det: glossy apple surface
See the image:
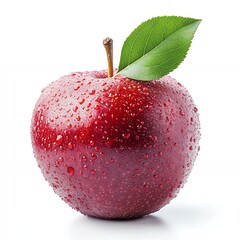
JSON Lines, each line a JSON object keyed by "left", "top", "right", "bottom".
{"left": 31, "top": 70, "right": 200, "bottom": 219}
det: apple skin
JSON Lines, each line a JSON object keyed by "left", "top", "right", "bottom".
{"left": 31, "top": 70, "right": 200, "bottom": 219}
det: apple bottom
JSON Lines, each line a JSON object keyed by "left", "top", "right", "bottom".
{"left": 36, "top": 145, "right": 194, "bottom": 219}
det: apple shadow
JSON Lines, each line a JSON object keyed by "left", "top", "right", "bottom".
{"left": 67, "top": 204, "right": 216, "bottom": 240}
{"left": 87, "top": 213, "right": 166, "bottom": 226}
{"left": 160, "top": 203, "right": 216, "bottom": 225}
{"left": 67, "top": 213, "right": 176, "bottom": 240}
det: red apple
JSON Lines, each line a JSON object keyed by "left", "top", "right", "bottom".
{"left": 31, "top": 69, "right": 200, "bottom": 219}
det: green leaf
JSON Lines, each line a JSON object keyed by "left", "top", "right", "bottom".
{"left": 118, "top": 16, "right": 201, "bottom": 81}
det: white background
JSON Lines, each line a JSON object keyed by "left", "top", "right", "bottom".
{"left": 0, "top": 0, "right": 240, "bottom": 239}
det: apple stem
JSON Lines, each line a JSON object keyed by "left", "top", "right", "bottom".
{"left": 103, "top": 37, "right": 114, "bottom": 78}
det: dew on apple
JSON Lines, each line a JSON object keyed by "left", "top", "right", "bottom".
{"left": 91, "top": 154, "right": 97, "bottom": 160}
{"left": 89, "top": 89, "right": 96, "bottom": 95}
{"left": 158, "top": 151, "right": 163, "bottom": 157}
{"left": 122, "top": 132, "right": 131, "bottom": 139}
{"left": 82, "top": 155, "right": 88, "bottom": 162}
{"left": 74, "top": 85, "right": 81, "bottom": 91}
{"left": 67, "top": 167, "right": 74, "bottom": 175}
{"left": 89, "top": 140, "right": 95, "bottom": 146}
{"left": 79, "top": 98, "right": 85, "bottom": 104}
{"left": 67, "top": 142, "right": 73, "bottom": 150}
{"left": 74, "top": 135, "right": 78, "bottom": 141}
{"left": 73, "top": 106, "right": 78, "bottom": 112}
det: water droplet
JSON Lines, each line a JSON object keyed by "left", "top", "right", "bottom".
{"left": 143, "top": 184, "right": 148, "bottom": 189}
{"left": 135, "top": 135, "right": 140, "bottom": 140}
{"left": 99, "top": 151, "right": 105, "bottom": 156}
{"left": 94, "top": 105, "right": 100, "bottom": 110}
{"left": 87, "top": 102, "right": 92, "bottom": 108}
{"left": 91, "top": 154, "right": 97, "bottom": 160}
{"left": 142, "top": 87, "right": 148, "bottom": 92}
{"left": 56, "top": 135, "right": 63, "bottom": 145}
{"left": 89, "top": 140, "right": 95, "bottom": 146}
{"left": 59, "top": 157, "right": 64, "bottom": 162}
{"left": 74, "top": 85, "right": 81, "bottom": 91}
{"left": 122, "top": 132, "right": 131, "bottom": 139}
{"left": 106, "top": 139, "right": 114, "bottom": 147}
{"left": 53, "top": 184, "right": 59, "bottom": 189}
{"left": 150, "top": 135, "right": 158, "bottom": 142}
{"left": 68, "top": 142, "right": 73, "bottom": 150}
{"left": 73, "top": 106, "right": 78, "bottom": 112}
{"left": 89, "top": 89, "right": 96, "bottom": 95}
{"left": 179, "top": 110, "right": 185, "bottom": 116}
{"left": 147, "top": 104, "right": 152, "bottom": 110}
{"left": 74, "top": 135, "right": 78, "bottom": 140}
{"left": 82, "top": 156, "right": 88, "bottom": 162}
{"left": 79, "top": 98, "right": 85, "bottom": 104}
{"left": 67, "top": 167, "right": 75, "bottom": 175}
